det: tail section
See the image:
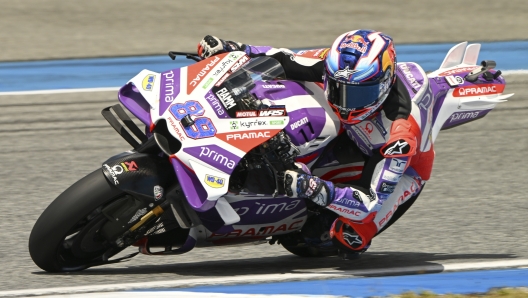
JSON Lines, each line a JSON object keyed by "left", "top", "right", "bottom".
{"left": 428, "top": 42, "right": 514, "bottom": 143}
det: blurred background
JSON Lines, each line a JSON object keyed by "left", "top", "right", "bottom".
{"left": 1, "top": 0, "right": 526, "bottom": 61}
{"left": 0, "top": 0, "right": 527, "bottom": 294}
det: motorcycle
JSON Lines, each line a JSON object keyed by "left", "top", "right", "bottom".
{"left": 29, "top": 42, "right": 513, "bottom": 272}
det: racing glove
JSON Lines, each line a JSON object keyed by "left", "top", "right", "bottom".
{"left": 283, "top": 170, "right": 335, "bottom": 207}
{"left": 197, "top": 35, "right": 247, "bottom": 58}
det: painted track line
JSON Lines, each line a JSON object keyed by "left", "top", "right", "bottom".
{"left": 1, "top": 69, "right": 526, "bottom": 97}
{"left": 3, "top": 259, "right": 528, "bottom": 297}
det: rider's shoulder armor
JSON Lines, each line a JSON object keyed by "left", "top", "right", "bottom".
{"left": 380, "top": 118, "right": 419, "bottom": 158}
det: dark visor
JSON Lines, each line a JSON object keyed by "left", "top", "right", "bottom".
{"left": 338, "top": 82, "right": 381, "bottom": 109}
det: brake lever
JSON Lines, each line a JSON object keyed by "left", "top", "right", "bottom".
{"left": 168, "top": 51, "right": 202, "bottom": 62}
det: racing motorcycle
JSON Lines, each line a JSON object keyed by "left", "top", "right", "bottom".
{"left": 29, "top": 42, "right": 513, "bottom": 272}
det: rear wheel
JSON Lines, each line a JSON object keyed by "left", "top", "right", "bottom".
{"left": 279, "top": 210, "right": 338, "bottom": 258}
{"left": 29, "top": 169, "right": 127, "bottom": 272}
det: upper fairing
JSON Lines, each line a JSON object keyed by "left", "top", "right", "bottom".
{"left": 253, "top": 80, "right": 342, "bottom": 159}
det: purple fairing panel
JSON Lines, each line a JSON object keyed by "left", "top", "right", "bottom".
{"left": 246, "top": 45, "right": 273, "bottom": 55}
{"left": 441, "top": 109, "right": 491, "bottom": 129}
{"left": 159, "top": 68, "right": 181, "bottom": 116}
{"left": 205, "top": 90, "right": 230, "bottom": 119}
{"left": 396, "top": 63, "right": 426, "bottom": 97}
{"left": 284, "top": 108, "right": 327, "bottom": 146}
{"left": 118, "top": 83, "right": 152, "bottom": 126}
{"left": 170, "top": 157, "right": 215, "bottom": 212}
{"left": 428, "top": 77, "right": 451, "bottom": 129}
{"left": 231, "top": 196, "right": 307, "bottom": 225}
{"left": 182, "top": 145, "right": 241, "bottom": 175}
{"left": 252, "top": 80, "right": 314, "bottom": 102}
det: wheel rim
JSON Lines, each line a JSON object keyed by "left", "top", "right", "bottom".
{"left": 56, "top": 199, "right": 122, "bottom": 270}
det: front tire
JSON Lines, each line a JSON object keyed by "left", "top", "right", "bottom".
{"left": 29, "top": 169, "right": 125, "bottom": 272}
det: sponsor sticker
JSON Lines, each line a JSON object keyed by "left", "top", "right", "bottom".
{"left": 215, "top": 129, "right": 281, "bottom": 152}
{"left": 378, "top": 182, "right": 396, "bottom": 194}
{"left": 236, "top": 111, "right": 257, "bottom": 118}
{"left": 230, "top": 120, "right": 239, "bottom": 130}
{"left": 205, "top": 91, "right": 229, "bottom": 119}
{"left": 142, "top": 74, "right": 155, "bottom": 91}
{"left": 389, "top": 158, "right": 407, "bottom": 173}
{"left": 449, "top": 111, "right": 480, "bottom": 123}
{"left": 187, "top": 55, "right": 221, "bottom": 94}
{"left": 183, "top": 145, "right": 240, "bottom": 173}
{"left": 154, "top": 185, "right": 163, "bottom": 200}
{"left": 204, "top": 175, "right": 225, "bottom": 188}
{"left": 202, "top": 77, "right": 214, "bottom": 90}
{"left": 216, "top": 87, "right": 236, "bottom": 110}
{"left": 240, "top": 119, "right": 268, "bottom": 129}
{"left": 444, "top": 75, "right": 464, "bottom": 87}
{"left": 161, "top": 70, "right": 179, "bottom": 103}
{"left": 269, "top": 120, "right": 284, "bottom": 125}
{"left": 262, "top": 84, "right": 286, "bottom": 89}
{"left": 227, "top": 130, "right": 271, "bottom": 141}
{"left": 399, "top": 63, "right": 422, "bottom": 90}
{"left": 289, "top": 117, "right": 308, "bottom": 130}
{"left": 453, "top": 83, "right": 504, "bottom": 97}
{"left": 258, "top": 109, "right": 287, "bottom": 117}
{"left": 438, "top": 66, "right": 479, "bottom": 77}
{"left": 128, "top": 208, "right": 147, "bottom": 224}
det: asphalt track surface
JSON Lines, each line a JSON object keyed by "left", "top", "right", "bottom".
{"left": 1, "top": 0, "right": 528, "bottom": 293}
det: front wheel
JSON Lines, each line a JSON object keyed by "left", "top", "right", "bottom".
{"left": 29, "top": 169, "right": 127, "bottom": 272}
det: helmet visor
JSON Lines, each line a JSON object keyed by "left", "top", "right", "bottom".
{"left": 338, "top": 82, "right": 381, "bottom": 109}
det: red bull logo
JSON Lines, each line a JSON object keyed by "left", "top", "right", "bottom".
{"left": 349, "top": 35, "right": 367, "bottom": 44}
{"left": 340, "top": 34, "right": 368, "bottom": 53}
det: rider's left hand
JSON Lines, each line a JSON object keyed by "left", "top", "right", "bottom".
{"left": 282, "top": 170, "right": 333, "bottom": 207}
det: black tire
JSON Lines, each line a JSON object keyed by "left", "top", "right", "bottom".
{"left": 29, "top": 169, "right": 126, "bottom": 272}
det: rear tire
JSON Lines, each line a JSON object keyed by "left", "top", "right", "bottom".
{"left": 29, "top": 169, "right": 125, "bottom": 272}
{"left": 283, "top": 245, "right": 329, "bottom": 257}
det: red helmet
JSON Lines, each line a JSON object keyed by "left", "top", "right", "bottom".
{"left": 324, "top": 30, "right": 397, "bottom": 125}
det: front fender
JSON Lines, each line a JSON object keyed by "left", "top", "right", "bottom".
{"left": 102, "top": 151, "right": 176, "bottom": 202}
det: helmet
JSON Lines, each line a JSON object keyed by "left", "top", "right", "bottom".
{"left": 324, "top": 30, "right": 397, "bottom": 125}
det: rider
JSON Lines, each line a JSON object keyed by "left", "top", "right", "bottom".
{"left": 197, "top": 30, "right": 434, "bottom": 258}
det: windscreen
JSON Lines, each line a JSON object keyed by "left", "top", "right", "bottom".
{"left": 213, "top": 56, "right": 286, "bottom": 117}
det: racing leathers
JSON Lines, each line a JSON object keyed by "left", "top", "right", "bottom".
{"left": 198, "top": 36, "right": 435, "bottom": 252}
